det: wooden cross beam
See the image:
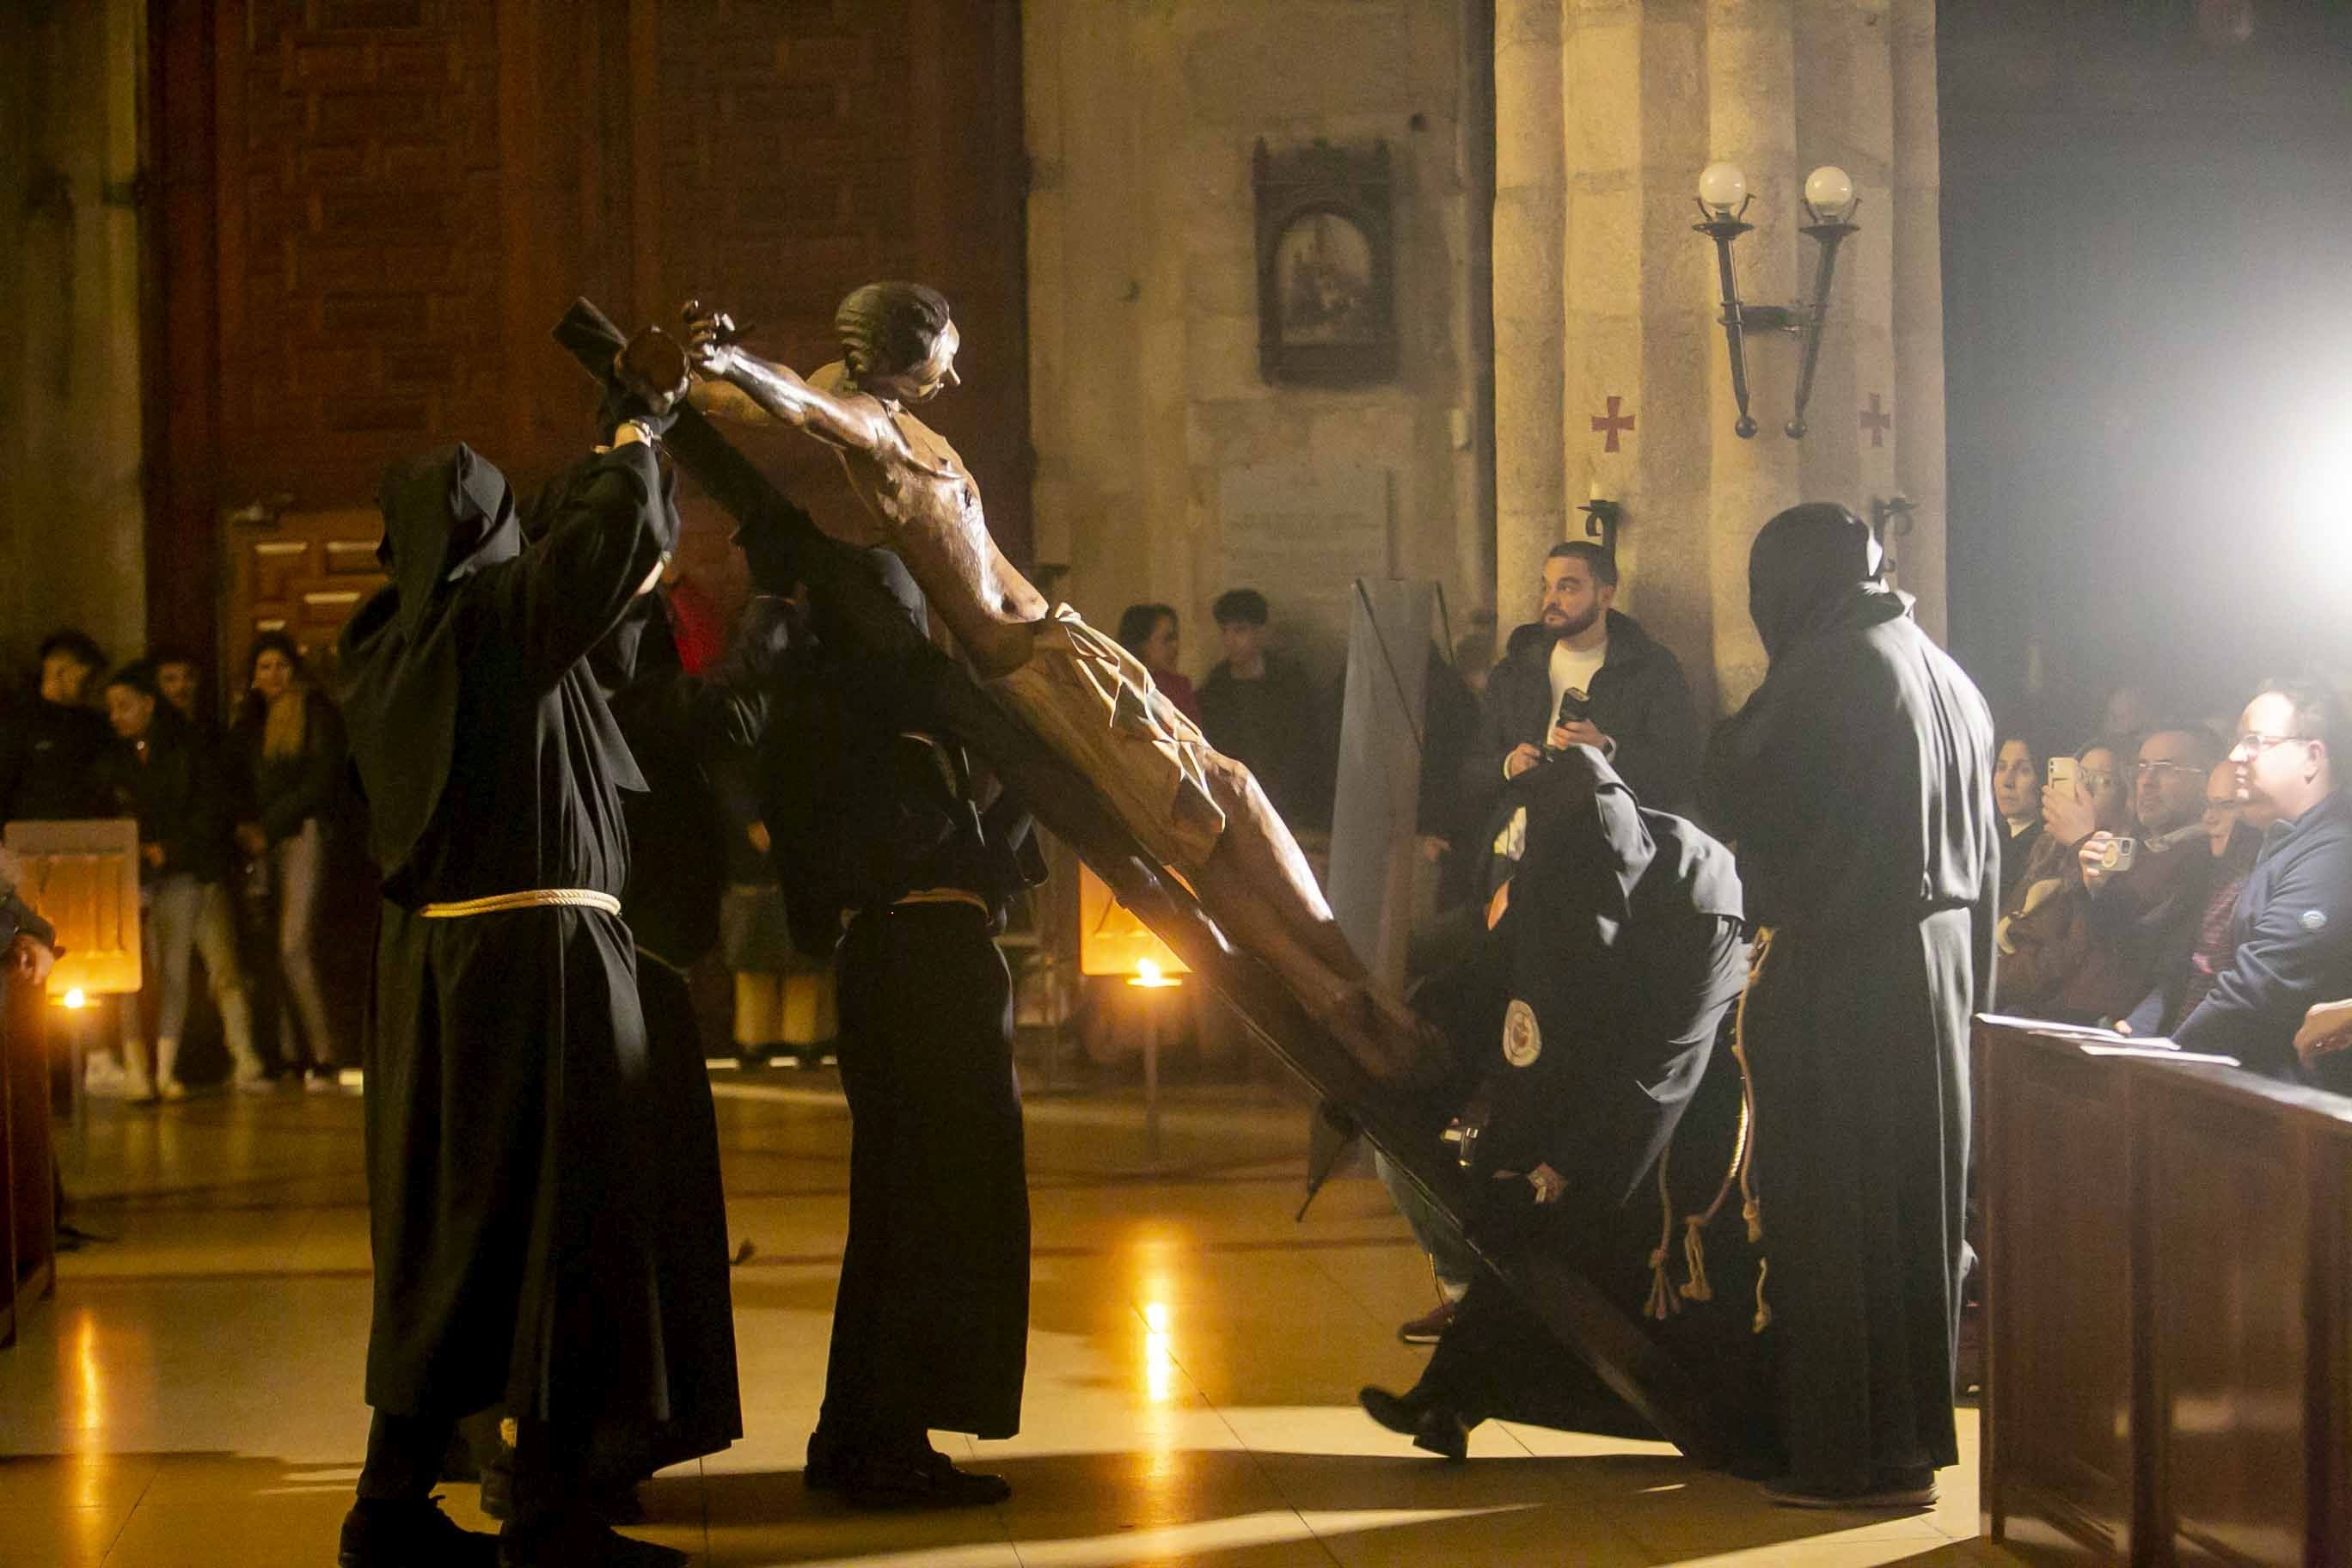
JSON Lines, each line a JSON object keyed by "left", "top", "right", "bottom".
{"left": 551, "top": 298, "right": 1740, "bottom": 1467}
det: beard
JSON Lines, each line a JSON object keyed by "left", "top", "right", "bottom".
{"left": 1545, "top": 603, "right": 1602, "bottom": 640}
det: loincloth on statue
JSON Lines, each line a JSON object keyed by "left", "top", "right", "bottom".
{"left": 986, "top": 605, "right": 1227, "bottom": 877}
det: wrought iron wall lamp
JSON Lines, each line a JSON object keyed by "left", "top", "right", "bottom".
{"left": 1693, "top": 162, "right": 1859, "bottom": 439}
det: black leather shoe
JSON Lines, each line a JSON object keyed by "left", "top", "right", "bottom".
{"left": 338, "top": 1497, "right": 499, "bottom": 1568}
{"left": 497, "top": 1512, "right": 688, "bottom": 1567}
{"left": 1358, "top": 1385, "right": 1472, "bottom": 1461}
{"left": 836, "top": 1449, "right": 1012, "bottom": 1510}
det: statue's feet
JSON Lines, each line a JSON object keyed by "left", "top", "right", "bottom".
{"left": 1319, "top": 983, "right": 1436, "bottom": 1084}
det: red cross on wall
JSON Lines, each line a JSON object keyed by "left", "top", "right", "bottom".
{"left": 1590, "top": 395, "right": 1634, "bottom": 453}
{"left": 1859, "top": 393, "right": 1892, "bottom": 449}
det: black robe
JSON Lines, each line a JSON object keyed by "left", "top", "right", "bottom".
{"left": 1413, "top": 750, "right": 1766, "bottom": 1454}
{"left": 1700, "top": 509, "right": 1997, "bottom": 1491}
{"left": 759, "top": 559, "right": 1036, "bottom": 1449}
{"left": 587, "top": 589, "right": 793, "bottom": 1475}
{"left": 339, "top": 441, "right": 682, "bottom": 1434}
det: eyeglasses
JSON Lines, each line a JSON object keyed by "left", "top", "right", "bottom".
{"left": 2232, "top": 733, "right": 2310, "bottom": 758}
{"left": 2076, "top": 769, "right": 2116, "bottom": 790}
{"left": 2133, "top": 761, "right": 2206, "bottom": 782}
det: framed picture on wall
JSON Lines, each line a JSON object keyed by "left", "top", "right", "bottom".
{"left": 1253, "top": 138, "right": 1396, "bottom": 386}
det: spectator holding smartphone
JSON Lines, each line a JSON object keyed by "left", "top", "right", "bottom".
{"left": 1994, "top": 738, "right": 2136, "bottom": 1019}
{"left": 2073, "top": 726, "right": 2226, "bottom": 1006}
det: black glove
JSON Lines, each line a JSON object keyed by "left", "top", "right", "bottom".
{"left": 599, "top": 327, "right": 691, "bottom": 441}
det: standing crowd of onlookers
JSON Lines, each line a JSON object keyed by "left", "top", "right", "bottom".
{"left": 0, "top": 628, "right": 352, "bottom": 1100}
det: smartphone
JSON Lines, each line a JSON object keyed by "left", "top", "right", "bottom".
{"left": 2048, "top": 756, "right": 2078, "bottom": 799}
{"left": 2100, "top": 837, "right": 2137, "bottom": 874}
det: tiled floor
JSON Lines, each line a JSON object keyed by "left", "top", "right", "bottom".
{"left": 0, "top": 1071, "right": 2013, "bottom": 1566}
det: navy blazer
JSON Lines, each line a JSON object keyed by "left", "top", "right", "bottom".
{"left": 2172, "top": 788, "right": 2352, "bottom": 1091}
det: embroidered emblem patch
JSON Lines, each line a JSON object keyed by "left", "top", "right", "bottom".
{"left": 1503, "top": 998, "right": 1541, "bottom": 1068}
{"left": 2303, "top": 909, "right": 2329, "bottom": 932}
{"left": 1491, "top": 806, "right": 1528, "bottom": 862}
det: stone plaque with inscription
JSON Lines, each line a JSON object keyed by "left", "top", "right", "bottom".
{"left": 1215, "top": 463, "right": 1394, "bottom": 677}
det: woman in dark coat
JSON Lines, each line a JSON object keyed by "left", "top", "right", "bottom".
{"left": 232, "top": 632, "right": 349, "bottom": 1086}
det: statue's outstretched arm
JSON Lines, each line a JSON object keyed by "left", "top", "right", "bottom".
{"left": 683, "top": 305, "right": 888, "bottom": 455}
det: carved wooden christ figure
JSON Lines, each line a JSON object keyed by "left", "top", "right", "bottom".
{"left": 683, "top": 285, "right": 1426, "bottom": 1080}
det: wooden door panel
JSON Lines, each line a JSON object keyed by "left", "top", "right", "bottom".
{"left": 224, "top": 507, "right": 389, "bottom": 695}
{"left": 153, "top": 0, "right": 1026, "bottom": 666}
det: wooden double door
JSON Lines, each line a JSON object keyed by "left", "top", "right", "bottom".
{"left": 157, "top": 0, "right": 1029, "bottom": 683}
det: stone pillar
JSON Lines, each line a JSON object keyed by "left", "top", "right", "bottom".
{"left": 1490, "top": 0, "right": 1566, "bottom": 630}
{"left": 1491, "top": 0, "right": 1946, "bottom": 714}
{"left": 1889, "top": 0, "right": 1949, "bottom": 641}
{"left": 0, "top": 0, "right": 148, "bottom": 670}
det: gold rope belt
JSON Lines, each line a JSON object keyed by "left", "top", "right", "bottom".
{"left": 419, "top": 889, "right": 622, "bottom": 919}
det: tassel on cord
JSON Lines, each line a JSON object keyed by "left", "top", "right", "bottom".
{"left": 1669, "top": 928, "right": 1775, "bottom": 1331}
{"left": 1644, "top": 1148, "right": 1680, "bottom": 1320}
{"left": 1752, "top": 1256, "right": 1773, "bottom": 1333}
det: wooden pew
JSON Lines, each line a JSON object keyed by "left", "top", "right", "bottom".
{"left": 1979, "top": 1018, "right": 2352, "bottom": 1565}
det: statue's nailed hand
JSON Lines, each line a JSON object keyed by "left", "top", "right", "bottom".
{"left": 681, "top": 300, "right": 742, "bottom": 378}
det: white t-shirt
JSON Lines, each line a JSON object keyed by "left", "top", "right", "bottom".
{"left": 1547, "top": 637, "right": 1607, "bottom": 726}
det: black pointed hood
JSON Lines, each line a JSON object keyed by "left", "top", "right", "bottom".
{"left": 340, "top": 443, "right": 520, "bottom": 883}
{"left": 1747, "top": 501, "right": 1903, "bottom": 664}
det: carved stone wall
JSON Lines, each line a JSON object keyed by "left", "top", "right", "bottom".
{"left": 1024, "top": 0, "right": 1491, "bottom": 683}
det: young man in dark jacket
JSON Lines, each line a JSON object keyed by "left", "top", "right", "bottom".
{"left": 1461, "top": 542, "right": 1702, "bottom": 821}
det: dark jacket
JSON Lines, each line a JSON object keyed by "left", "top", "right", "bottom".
{"left": 234, "top": 690, "right": 349, "bottom": 845}
{"left": 0, "top": 695, "right": 116, "bottom": 823}
{"left": 1462, "top": 609, "right": 1702, "bottom": 820}
{"left": 1998, "top": 818, "right": 2043, "bottom": 908}
{"left": 1199, "top": 652, "right": 1328, "bottom": 829}
{"left": 95, "top": 711, "right": 233, "bottom": 885}
{"left": 2173, "top": 789, "right": 2352, "bottom": 1090}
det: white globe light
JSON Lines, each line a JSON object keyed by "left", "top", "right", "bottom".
{"left": 1804, "top": 164, "right": 1856, "bottom": 219}
{"left": 1698, "top": 162, "right": 1748, "bottom": 216}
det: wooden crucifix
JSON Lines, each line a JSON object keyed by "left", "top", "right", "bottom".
{"left": 552, "top": 298, "right": 1741, "bottom": 1467}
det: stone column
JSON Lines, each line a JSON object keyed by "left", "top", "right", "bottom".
{"left": 1889, "top": 0, "right": 1949, "bottom": 640}
{"left": 1490, "top": 0, "right": 1566, "bottom": 629}
{"left": 1488, "top": 0, "right": 1945, "bottom": 714}
{"left": 1700, "top": 1, "right": 1802, "bottom": 707}
{"left": 0, "top": 0, "right": 147, "bottom": 668}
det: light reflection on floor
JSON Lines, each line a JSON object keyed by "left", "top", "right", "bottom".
{"left": 0, "top": 1074, "right": 2007, "bottom": 1565}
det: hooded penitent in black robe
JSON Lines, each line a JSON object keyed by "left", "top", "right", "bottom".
{"left": 758, "top": 550, "right": 1038, "bottom": 1463}
{"left": 339, "top": 439, "right": 681, "bottom": 1441}
{"left": 1400, "top": 749, "right": 1765, "bottom": 1454}
{"left": 1700, "top": 503, "right": 1998, "bottom": 1495}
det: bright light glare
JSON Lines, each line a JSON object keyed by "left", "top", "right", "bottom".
{"left": 1129, "top": 958, "right": 1180, "bottom": 989}
{"left": 60, "top": 988, "right": 87, "bottom": 1010}
{"left": 1142, "top": 1299, "right": 1177, "bottom": 1404}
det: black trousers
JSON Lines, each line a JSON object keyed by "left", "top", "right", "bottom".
{"left": 818, "top": 902, "right": 1030, "bottom": 1450}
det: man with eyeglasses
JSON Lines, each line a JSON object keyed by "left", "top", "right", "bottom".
{"left": 2166, "top": 680, "right": 2352, "bottom": 1092}
{"left": 2070, "top": 728, "right": 2227, "bottom": 1018}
